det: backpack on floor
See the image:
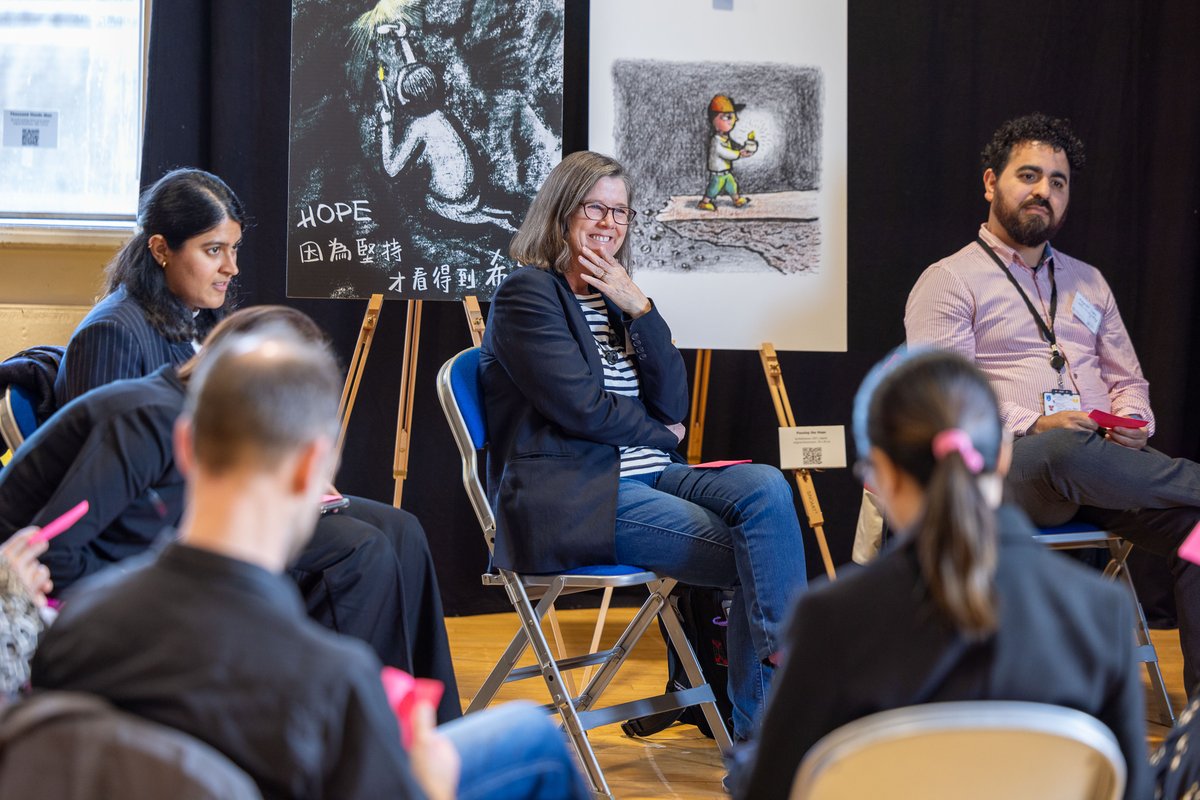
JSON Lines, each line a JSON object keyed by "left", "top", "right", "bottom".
{"left": 622, "top": 585, "right": 735, "bottom": 739}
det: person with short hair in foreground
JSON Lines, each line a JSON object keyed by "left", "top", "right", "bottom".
{"left": 31, "top": 325, "right": 588, "bottom": 800}
{"left": 730, "top": 350, "right": 1148, "bottom": 800}
{"left": 0, "top": 306, "right": 460, "bottom": 721}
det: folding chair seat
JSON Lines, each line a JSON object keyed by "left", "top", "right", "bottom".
{"left": 437, "top": 346, "right": 732, "bottom": 798}
{"left": 1034, "top": 522, "right": 1175, "bottom": 725}
{"left": 791, "top": 701, "right": 1125, "bottom": 800}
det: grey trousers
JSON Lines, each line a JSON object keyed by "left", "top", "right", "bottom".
{"left": 1009, "top": 429, "right": 1200, "bottom": 694}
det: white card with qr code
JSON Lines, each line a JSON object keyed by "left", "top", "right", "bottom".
{"left": 3, "top": 110, "right": 59, "bottom": 148}
{"left": 779, "top": 426, "right": 847, "bottom": 470}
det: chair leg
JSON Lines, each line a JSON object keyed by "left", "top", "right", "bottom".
{"left": 546, "top": 606, "right": 579, "bottom": 696}
{"left": 1107, "top": 543, "right": 1176, "bottom": 726}
{"left": 467, "top": 577, "right": 567, "bottom": 713}
{"left": 502, "top": 570, "right": 614, "bottom": 799}
{"left": 576, "top": 579, "right": 676, "bottom": 714}
{"left": 580, "top": 587, "right": 614, "bottom": 687}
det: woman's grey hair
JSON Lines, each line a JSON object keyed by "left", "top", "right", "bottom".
{"left": 509, "top": 150, "right": 635, "bottom": 275}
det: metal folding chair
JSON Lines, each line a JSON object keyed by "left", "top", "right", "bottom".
{"left": 437, "top": 346, "right": 732, "bottom": 798}
{"left": 0, "top": 384, "right": 39, "bottom": 453}
{"left": 791, "top": 701, "right": 1126, "bottom": 800}
{"left": 1035, "top": 522, "right": 1176, "bottom": 725}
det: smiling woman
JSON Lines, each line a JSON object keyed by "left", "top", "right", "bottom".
{"left": 54, "top": 169, "right": 247, "bottom": 407}
{"left": 480, "top": 151, "right": 810, "bottom": 746}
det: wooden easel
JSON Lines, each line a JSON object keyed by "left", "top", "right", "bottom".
{"left": 337, "top": 294, "right": 487, "bottom": 506}
{"left": 686, "top": 346, "right": 838, "bottom": 581}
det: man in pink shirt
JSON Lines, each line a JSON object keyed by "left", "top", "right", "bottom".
{"left": 906, "top": 113, "right": 1200, "bottom": 694}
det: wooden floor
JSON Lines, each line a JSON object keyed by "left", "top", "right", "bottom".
{"left": 447, "top": 607, "right": 1188, "bottom": 798}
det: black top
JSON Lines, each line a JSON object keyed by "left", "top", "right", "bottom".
{"left": 31, "top": 543, "right": 425, "bottom": 800}
{"left": 54, "top": 285, "right": 196, "bottom": 407}
{"left": 479, "top": 266, "right": 688, "bottom": 572}
{"left": 732, "top": 505, "right": 1149, "bottom": 800}
{"left": 0, "top": 366, "right": 184, "bottom": 589}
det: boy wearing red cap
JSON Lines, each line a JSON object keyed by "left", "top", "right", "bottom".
{"left": 699, "top": 94, "right": 756, "bottom": 211}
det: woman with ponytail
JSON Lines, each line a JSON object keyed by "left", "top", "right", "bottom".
{"left": 54, "top": 168, "right": 244, "bottom": 406}
{"left": 731, "top": 349, "right": 1148, "bottom": 800}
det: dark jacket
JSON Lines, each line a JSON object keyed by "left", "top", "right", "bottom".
{"left": 479, "top": 266, "right": 687, "bottom": 572}
{"left": 733, "top": 505, "right": 1149, "bottom": 800}
{"left": 0, "top": 345, "right": 64, "bottom": 424}
{"left": 54, "top": 285, "right": 196, "bottom": 407}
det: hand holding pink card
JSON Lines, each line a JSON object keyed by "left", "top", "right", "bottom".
{"left": 1087, "top": 410, "right": 1149, "bottom": 429}
{"left": 691, "top": 459, "right": 752, "bottom": 469}
{"left": 380, "top": 666, "right": 444, "bottom": 748}
{"left": 1178, "top": 521, "right": 1200, "bottom": 567}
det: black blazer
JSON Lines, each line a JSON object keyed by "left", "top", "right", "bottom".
{"left": 54, "top": 286, "right": 196, "bottom": 407}
{"left": 734, "top": 505, "right": 1149, "bottom": 800}
{"left": 479, "top": 266, "right": 688, "bottom": 573}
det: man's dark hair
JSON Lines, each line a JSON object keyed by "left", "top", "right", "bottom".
{"left": 184, "top": 326, "right": 341, "bottom": 473}
{"left": 981, "top": 113, "right": 1087, "bottom": 175}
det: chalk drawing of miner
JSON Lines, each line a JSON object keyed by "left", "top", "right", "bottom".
{"left": 377, "top": 38, "right": 515, "bottom": 232}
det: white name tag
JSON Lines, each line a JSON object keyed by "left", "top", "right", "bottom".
{"left": 1043, "top": 390, "right": 1082, "bottom": 415}
{"left": 779, "top": 426, "right": 846, "bottom": 470}
{"left": 1072, "top": 292, "right": 1102, "bottom": 335}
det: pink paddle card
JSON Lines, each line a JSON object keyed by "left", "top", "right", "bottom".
{"left": 1087, "top": 410, "right": 1149, "bottom": 429}
{"left": 380, "top": 667, "right": 444, "bottom": 748}
{"left": 691, "top": 459, "right": 752, "bottom": 469}
{"left": 1179, "top": 521, "right": 1200, "bottom": 566}
{"left": 30, "top": 500, "right": 89, "bottom": 544}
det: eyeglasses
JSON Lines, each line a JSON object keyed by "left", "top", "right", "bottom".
{"left": 578, "top": 202, "right": 636, "bottom": 225}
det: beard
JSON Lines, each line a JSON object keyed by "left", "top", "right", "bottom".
{"left": 992, "top": 193, "right": 1067, "bottom": 247}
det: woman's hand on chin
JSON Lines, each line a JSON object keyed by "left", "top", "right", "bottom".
{"left": 577, "top": 247, "right": 651, "bottom": 318}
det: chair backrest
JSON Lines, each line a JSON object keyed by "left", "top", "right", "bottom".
{"left": 791, "top": 701, "right": 1125, "bottom": 800}
{"left": 436, "top": 347, "right": 496, "bottom": 554}
{"left": 0, "top": 384, "right": 39, "bottom": 452}
{"left": 0, "top": 691, "right": 262, "bottom": 799}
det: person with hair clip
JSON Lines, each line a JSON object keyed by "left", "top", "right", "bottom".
{"left": 481, "top": 150, "right": 807, "bottom": 744}
{"left": 55, "top": 168, "right": 243, "bottom": 406}
{"left": 730, "top": 349, "right": 1148, "bottom": 800}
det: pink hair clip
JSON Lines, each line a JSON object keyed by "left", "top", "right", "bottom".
{"left": 931, "top": 428, "right": 984, "bottom": 474}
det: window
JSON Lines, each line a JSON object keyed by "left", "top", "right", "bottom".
{"left": 0, "top": 0, "right": 144, "bottom": 224}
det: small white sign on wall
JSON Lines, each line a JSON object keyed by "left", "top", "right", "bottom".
{"left": 3, "top": 110, "right": 59, "bottom": 148}
{"left": 779, "top": 425, "right": 847, "bottom": 470}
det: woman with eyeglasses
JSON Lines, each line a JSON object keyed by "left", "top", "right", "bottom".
{"left": 730, "top": 349, "right": 1148, "bottom": 800}
{"left": 479, "top": 150, "right": 808, "bottom": 746}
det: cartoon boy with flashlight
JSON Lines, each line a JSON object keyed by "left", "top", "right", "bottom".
{"left": 698, "top": 94, "right": 758, "bottom": 211}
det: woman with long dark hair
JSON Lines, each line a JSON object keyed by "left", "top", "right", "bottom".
{"left": 731, "top": 349, "right": 1148, "bottom": 800}
{"left": 54, "top": 168, "right": 244, "bottom": 405}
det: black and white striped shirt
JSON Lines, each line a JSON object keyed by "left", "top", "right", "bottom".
{"left": 574, "top": 293, "right": 672, "bottom": 478}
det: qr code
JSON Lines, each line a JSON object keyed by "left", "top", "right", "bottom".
{"left": 21, "top": 128, "right": 38, "bottom": 146}
{"left": 801, "top": 447, "right": 823, "bottom": 466}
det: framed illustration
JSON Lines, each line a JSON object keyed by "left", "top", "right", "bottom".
{"left": 589, "top": 0, "right": 847, "bottom": 351}
{"left": 286, "top": 0, "right": 564, "bottom": 300}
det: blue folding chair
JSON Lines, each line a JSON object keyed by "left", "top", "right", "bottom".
{"left": 437, "top": 346, "right": 732, "bottom": 798}
{"left": 1034, "top": 522, "right": 1176, "bottom": 725}
{"left": 0, "top": 384, "right": 40, "bottom": 454}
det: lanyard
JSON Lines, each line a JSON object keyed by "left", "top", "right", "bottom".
{"left": 975, "top": 237, "right": 1065, "bottom": 374}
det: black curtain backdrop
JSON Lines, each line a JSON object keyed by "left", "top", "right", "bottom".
{"left": 142, "top": 0, "right": 1200, "bottom": 615}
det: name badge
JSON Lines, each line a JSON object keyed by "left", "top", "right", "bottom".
{"left": 1043, "top": 389, "right": 1082, "bottom": 415}
{"left": 1071, "top": 293, "right": 1102, "bottom": 335}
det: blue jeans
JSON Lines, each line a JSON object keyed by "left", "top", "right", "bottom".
{"left": 442, "top": 701, "right": 590, "bottom": 800}
{"left": 614, "top": 463, "right": 808, "bottom": 739}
